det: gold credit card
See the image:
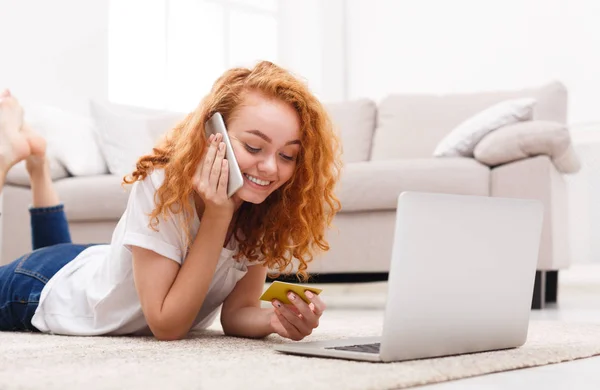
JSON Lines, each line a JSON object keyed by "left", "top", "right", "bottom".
{"left": 259, "top": 281, "right": 323, "bottom": 305}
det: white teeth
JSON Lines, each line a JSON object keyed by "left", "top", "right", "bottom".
{"left": 245, "top": 174, "right": 271, "bottom": 186}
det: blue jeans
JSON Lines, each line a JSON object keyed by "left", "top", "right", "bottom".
{"left": 0, "top": 205, "right": 93, "bottom": 331}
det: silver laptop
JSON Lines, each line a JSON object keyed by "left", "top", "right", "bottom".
{"left": 275, "top": 191, "right": 543, "bottom": 363}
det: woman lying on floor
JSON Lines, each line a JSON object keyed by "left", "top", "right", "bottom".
{"left": 0, "top": 61, "right": 342, "bottom": 341}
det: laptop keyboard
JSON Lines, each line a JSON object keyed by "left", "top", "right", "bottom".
{"left": 326, "top": 342, "right": 381, "bottom": 354}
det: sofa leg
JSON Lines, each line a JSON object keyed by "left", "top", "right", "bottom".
{"left": 532, "top": 271, "right": 546, "bottom": 309}
{"left": 545, "top": 271, "right": 558, "bottom": 303}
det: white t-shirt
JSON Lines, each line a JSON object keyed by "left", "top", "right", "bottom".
{"left": 31, "top": 169, "right": 250, "bottom": 336}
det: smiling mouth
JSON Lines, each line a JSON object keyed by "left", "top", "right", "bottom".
{"left": 244, "top": 173, "right": 272, "bottom": 187}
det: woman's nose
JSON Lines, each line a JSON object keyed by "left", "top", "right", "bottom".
{"left": 258, "top": 154, "right": 277, "bottom": 175}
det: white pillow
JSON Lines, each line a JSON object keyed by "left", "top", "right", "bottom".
{"left": 433, "top": 98, "right": 537, "bottom": 157}
{"left": 22, "top": 103, "right": 108, "bottom": 176}
{"left": 473, "top": 120, "right": 581, "bottom": 174}
{"left": 90, "top": 101, "right": 186, "bottom": 177}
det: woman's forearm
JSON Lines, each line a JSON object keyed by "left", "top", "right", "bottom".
{"left": 155, "top": 212, "right": 230, "bottom": 339}
{"left": 222, "top": 306, "right": 275, "bottom": 338}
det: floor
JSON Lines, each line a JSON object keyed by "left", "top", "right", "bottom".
{"left": 319, "top": 263, "right": 600, "bottom": 390}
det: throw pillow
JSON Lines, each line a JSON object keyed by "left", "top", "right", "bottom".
{"left": 433, "top": 98, "right": 536, "bottom": 157}
{"left": 473, "top": 120, "right": 581, "bottom": 174}
{"left": 22, "top": 103, "right": 108, "bottom": 176}
{"left": 90, "top": 101, "right": 186, "bottom": 177}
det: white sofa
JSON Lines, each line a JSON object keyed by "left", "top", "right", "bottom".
{"left": 0, "top": 81, "right": 579, "bottom": 309}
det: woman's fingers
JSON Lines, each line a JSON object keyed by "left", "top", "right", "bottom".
{"left": 273, "top": 301, "right": 312, "bottom": 336}
{"left": 199, "top": 133, "right": 229, "bottom": 198}
{"left": 305, "top": 291, "right": 326, "bottom": 317}
{"left": 286, "top": 293, "right": 319, "bottom": 328}
{"left": 217, "top": 159, "right": 229, "bottom": 196}
{"left": 209, "top": 141, "right": 226, "bottom": 188}
{"left": 274, "top": 309, "right": 304, "bottom": 341}
{"left": 193, "top": 132, "right": 235, "bottom": 216}
{"left": 201, "top": 133, "right": 220, "bottom": 183}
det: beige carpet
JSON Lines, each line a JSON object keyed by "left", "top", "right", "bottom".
{"left": 1, "top": 310, "right": 600, "bottom": 390}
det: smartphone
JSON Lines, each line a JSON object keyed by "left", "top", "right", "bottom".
{"left": 204, "top": 112, "right": 244, "bottom": 198}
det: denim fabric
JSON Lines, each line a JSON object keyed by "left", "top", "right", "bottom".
{"left": 0, "top": 204, "right": 91, "bottom": 331}
{"left": 30, "top": 204, "right": 72, "bottom": 249}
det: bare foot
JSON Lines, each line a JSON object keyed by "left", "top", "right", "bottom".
{"left": 21, "top": 123, "right": 48, "bottom": 175}
{"left": 0, "top": 90, "right": 30, "bottom": 175}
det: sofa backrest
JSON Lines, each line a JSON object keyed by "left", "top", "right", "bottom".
{"left": 370, "top": 81, "right": 568, "bottom": 160}
{"left": 325, "top": 99, "right": 377, "bottom": 163}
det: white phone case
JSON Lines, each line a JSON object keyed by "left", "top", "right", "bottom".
{"left": 204, "top": 112, "right": 244, "bottom": 197}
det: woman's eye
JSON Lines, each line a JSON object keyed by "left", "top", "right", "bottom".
{"left": 244, "top": 144, "right": 261, "bottom": 154}
{"left": 243, "top": 143, "right": 295, "bottom": 161}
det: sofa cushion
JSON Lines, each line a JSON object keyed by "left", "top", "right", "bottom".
{"left": 6, "top": 158, "right": 69, "bottom": 186}
{"left": 372, "top": 81, "right": 567, "bottom": 160}
{"left": 55, "top": 175, "right": 130, "bottom": 222}
{"left": 474, "top": 120, "right": 581, "bottom": 174}
{"left": 336, "top": 158, "right": 490, "bottom": 212}
{"left": 325, "top": 99, "right": 376, "bottom": 163}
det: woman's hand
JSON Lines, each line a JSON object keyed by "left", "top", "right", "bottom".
{"left": 269, "top": 290, "right": 326, "bottom": 341}
{"left": 193, "top": 133, "right": 235, "bottom": 218}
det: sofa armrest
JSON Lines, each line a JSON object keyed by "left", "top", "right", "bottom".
{"left": 491, "top": 155, "right": 569, "bottom": 270}
{"left": 0, "top": 174, "right": 127, "bottom": 265}
{"left": 474, "top": 120, "right": 581, "bottom": 174}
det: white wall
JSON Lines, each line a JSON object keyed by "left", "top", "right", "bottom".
{"left": 3, "top": 0, "right": 600, "bottom": 122}
{"left": 345, "top": 0, "right": 600, "bottom": 124}
{"left": 0, "top": 0, "right": 108, "bottom": 115}
{"left": 560, "top": 0, "right": 600, "bottom": 125}
{"left": 277, "top": 0, "right": 347, "bottom": 103}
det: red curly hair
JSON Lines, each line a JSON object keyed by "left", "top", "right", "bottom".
{"left": 123, "top": 61, "right": 343, "bottom": 280}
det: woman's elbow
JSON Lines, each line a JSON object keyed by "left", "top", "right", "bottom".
{"left": 148, "top": 317, "right": 189, "bottom": 341}
{"left": 220, "top": 320, "right": 235, "bottom": 337}
{"left": 220, "top": 310, "right": 239, "bottom": 337}
{"left": 154, "top": 331, "right": 186, "bottom": 341}
{"left": 151, "top": 326, "right": 188, "bottom": 341}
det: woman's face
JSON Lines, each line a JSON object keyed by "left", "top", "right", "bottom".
{"left": 226, "top": 91, "right": 301, "bottom": 204}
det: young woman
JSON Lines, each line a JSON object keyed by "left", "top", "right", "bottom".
{"left": 0, "top": 61, "right": 342, "bottom": 341}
